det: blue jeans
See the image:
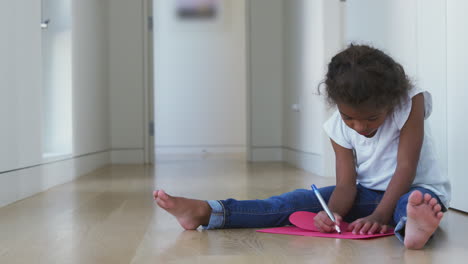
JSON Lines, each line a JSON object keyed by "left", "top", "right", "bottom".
{"left": 203, "top": 184, "right": 445, "bottom": 243}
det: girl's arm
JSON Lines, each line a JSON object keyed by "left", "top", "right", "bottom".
{"left": 328, "top": 139, "right": 358, "bottom": 215}
{"left": 349, "top": 94, "right": 425, "bottom": 235}
{"left": 314, "top": 138, "right": 357, "bottom": 232}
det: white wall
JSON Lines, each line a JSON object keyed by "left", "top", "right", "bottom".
{"left": 345, "top": 0, "right": 468, "bottom": 212}
{"left": 0, "top": 0, "right": 111, "bottom": 208}
{"left": 247, "top": 0, "right": 344, "bottom": 176}
{"left": 447, "top": 0, "right": 468, "bottom": 212}
{"left": 346, "top": 1, "right": 419, "bottom": 76}
{"left": 153, "top": 0, "right": 247, "bottom": 158}
{"left": 0, "top": 0, "right": 43, "bottom": 173}
{"left": 345, "top": 1, "right": 447, "bottom": 158}
{"left": 281, "top": 0, "right": 344, "bottom": 176}
{"left": 345, "top": 0, "right": 447, "bottom": 189}
{"left": 73, "top": 0, "right": 111, "bottom": 156}
{"left": 108, "top": 0, "right": 146, "bottom": 163}
{"left": 248, "top": 0, "right": 285, "bottom": 161}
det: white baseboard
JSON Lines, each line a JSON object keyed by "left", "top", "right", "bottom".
{"left": 111, "top": 149, "right": 145, "bottom": 164}
{"left": 282, "top": 147, "right": 324, "bottom": 176}
{"left": 0, "top": 151, "right": 110, "bottom": 208}
{"left": 250, "top": 147, "right": 283, "bottom": 161}
{"left": 155, "top": 146, "right": 246, "bottom": 161}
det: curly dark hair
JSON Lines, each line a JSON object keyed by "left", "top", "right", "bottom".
{"left": 323, "top": 44, "right": 412, "bottom": 110}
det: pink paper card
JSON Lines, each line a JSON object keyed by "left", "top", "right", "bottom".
{"left": 257, "top": 211, "right": 394, "bottom": 239}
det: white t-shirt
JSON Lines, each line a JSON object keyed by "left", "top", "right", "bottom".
{"left": 323, "top": 89, "right": 451, "bottom": 207}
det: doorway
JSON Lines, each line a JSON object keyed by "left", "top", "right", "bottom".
{"left": 148, "top": 0, "right": 248, "bottom": 162}
{"left": 41, "top": 0, "right": 73, "bottom": 160}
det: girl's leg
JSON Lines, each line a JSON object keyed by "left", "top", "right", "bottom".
{"left": 154, "top": 190, "right": 212, "bottom": 230}
{"left": 340, "top": 184, "right": 384, "bottom": 223}
{"left": 393, "top": 187, "right": 445, "bottom": 249}
{"left": 155, "top": 184, "right": 390, "bottom": 230}
{"left": 205, "top": 184, "right": 389, "bottom": 229}
{"left": 203, "top": 186, "right": 336, "bottom": 229}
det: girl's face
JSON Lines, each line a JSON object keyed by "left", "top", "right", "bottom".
{"left": 337, "top": 102, "right": 390, "bottom": 138}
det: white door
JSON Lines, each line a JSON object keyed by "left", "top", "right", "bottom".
{"left": 153, "top": 0, "right": 247, "bottom": 159}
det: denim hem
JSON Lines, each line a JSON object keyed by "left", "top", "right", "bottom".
{"left": 394, "top": 216, "right": 406, "bottom": 243}
{"left": 202, "top": 200, "right": 224, "bottom": 230}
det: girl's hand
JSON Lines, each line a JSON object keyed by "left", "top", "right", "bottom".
{"left": 313, "top": 211, "right": 343, "bottom": 233}
{"left": 348, "top": 213, "right": 390, "bottom": 235}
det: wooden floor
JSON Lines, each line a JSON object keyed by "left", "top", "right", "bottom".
{"left": 0, "top": 159, "right": 467, "bottom": 263}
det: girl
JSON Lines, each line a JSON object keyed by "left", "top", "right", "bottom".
{"left": 153, "top": 44, "right": 451, "bottom": 250}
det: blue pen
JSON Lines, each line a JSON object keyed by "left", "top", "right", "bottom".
{"left": 312, "top": 184, "right": 341, "bottom": 234}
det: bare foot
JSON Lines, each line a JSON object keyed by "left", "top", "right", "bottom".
{"left": 404, "top": 191, "right": 443, "bottom": 249}
{"left": 153, "top": 190, "right": 212, "bottom": 230}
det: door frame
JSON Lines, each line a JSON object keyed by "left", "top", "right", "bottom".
{"left": 142, "top": 0, "right": 154, "bottom": 164}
